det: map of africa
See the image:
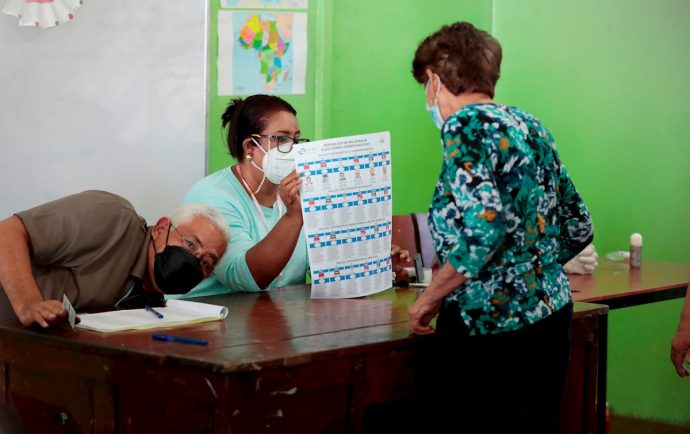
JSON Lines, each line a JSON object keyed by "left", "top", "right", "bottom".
{"left": 218, "top": 11, "right": 306, "bottom": 95}
{"left": 222, "top": 0, "right": 308, "bottom": 8}
{"left": 238, "top": 14, "right": 291, "bottom": 92}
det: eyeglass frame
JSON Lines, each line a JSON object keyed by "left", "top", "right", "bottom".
{"left": 170, "top": 224, "right": 214, "bottom": 276}
{"left": 250, "top": 134, "right": 310, "bottom": 153}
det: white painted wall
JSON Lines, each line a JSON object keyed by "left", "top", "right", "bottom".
{"left": 0, "top": 0, "right": 208, "bottom": 223}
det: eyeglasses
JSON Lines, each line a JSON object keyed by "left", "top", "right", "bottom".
{"left": 250, "top": 134, "right": 310, "bottom": 153}
{"left": 170, "top": 224, "right": 213, "bottom": 276}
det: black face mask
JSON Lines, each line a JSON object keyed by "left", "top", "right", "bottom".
{"left": 152, "top": 225, "right": 204, "bottom": 294}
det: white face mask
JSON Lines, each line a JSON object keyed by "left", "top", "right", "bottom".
{"left": 251, "top": 138, "right": 295, "bottom": 185}
{"left": 425, "top": 76, "right": 444, "bottom": 130}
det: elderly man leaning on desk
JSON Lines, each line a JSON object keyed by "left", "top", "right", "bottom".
{"left": 0, "top": 190, "right": 230, "bottom": 328}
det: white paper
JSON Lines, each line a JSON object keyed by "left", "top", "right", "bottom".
{"left": 218, "top": 10, "right": 307, "bottom": 95}
{"left": 294, "top": 132, "right": 393, "bottom": 298}
{"left": 62, "top": 294, "right": 76, "bottom": 329}
{"left": 76, "top": 300, "right": 228, "bottom": 333}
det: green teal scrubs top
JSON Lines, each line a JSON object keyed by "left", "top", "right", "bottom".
{"left": 173, "top": 167, "right": 308, "bottom": 298}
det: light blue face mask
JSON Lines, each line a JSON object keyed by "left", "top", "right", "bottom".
{"left": 425, "top": 77, "right": 444, "bottom": 130}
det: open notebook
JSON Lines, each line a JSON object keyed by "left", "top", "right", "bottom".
{"left": 76, "top": 299, "right": 228, "bottom": 333}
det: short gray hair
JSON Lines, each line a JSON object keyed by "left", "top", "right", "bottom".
{"left": 169, "top": 204, "right": 230, "bottom": 244}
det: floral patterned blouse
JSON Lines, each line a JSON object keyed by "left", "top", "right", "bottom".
{"left": 429, "top": 103, "right": 593, "bottom": 335}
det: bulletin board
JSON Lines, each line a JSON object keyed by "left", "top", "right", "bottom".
{"left": 0, "top": 1, "right": 208, "bottom": 223}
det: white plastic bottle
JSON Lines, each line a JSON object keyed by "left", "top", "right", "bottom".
{"left": 629, "top": 233, "right": 643, "bottom": 268}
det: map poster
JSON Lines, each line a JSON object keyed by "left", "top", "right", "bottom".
{"left": 218, "top": 10, "right": 307, "bottom": 95}
{"left": 293, "top": 132, "right": 393, "bottom": 299}
{"left": 221, "top": 0, "right": 308, "bottom": 9}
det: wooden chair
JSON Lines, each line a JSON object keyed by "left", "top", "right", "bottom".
{"left": 414, "top": 213, "right": 435, "bottom": 268}
{"left": 392, "top": 213, "right": 435, "bottom": 267}
{"left": 392, "top": 214, "right": 419, "bottom": 260}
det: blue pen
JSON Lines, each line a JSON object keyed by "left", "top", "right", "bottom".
{"left": 152, "top": 334, "right": 208, "bottom": 346}
{"left": 145, "top": 305, "right": 164, "bottom": 319}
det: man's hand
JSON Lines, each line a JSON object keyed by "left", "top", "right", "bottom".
{"left": 17, "top": 300, "right": 67, "bottom": 328}
{"left": 671, "top": 330, "right": 690, "bottom": 377}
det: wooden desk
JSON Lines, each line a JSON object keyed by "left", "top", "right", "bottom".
{"left": 570, "top": 259, "right": 690, "bottom": 309}
{"left": 0, "top": 286, "right": 606, "bottom": 434}
{"left": 570, "top": 260, "right": 690, "bottom": 434}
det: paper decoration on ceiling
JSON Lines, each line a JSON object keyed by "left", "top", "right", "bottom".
{"left": 2, "top": 0, "right": 83, "bottom": 29}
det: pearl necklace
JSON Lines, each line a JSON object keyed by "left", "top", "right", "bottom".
{"left": 237, "top": 160, "right": 265, "bottom": 195}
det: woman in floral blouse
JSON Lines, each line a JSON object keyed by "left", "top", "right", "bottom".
{"left": 407, "top": 22, "right": 593, "bottom": 433}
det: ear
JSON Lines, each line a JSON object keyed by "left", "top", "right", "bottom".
{"left": 425, "top": 69, "right": 435, "bottom": 85}
{"left": 242, "top": 137, "right": 257, "bottom": 158}
{"left": 151, "top": 217, "right": 171, "bottom": 241}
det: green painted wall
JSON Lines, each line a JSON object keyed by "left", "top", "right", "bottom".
{"left": 208, "top": 0, "right": 492, "bottom": 211}
{"left": 493, "top": 0, "right": 690, "bottom": 424}
{"left": 207, "top": 0, "right": 325, "bottom": 174}
{"left": 208, "top": 0, "right": 690, "bottom": 425}
{"left": 323, "top": 0, "right": 492, "bottom": 214}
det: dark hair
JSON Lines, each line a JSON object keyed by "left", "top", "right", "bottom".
{"left": 412, "top": 22, "right": 502, "bottom": 98}
{"left": 221, "top": 95, "right": 297, "bottom": 159}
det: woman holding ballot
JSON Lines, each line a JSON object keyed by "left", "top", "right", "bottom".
{"left": 406, "top": 22, "right": 593, "bottom": 433}
{"left": 182, "top": 95, "right": 409, "bottom": 295}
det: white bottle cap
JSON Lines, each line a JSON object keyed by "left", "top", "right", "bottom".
{"left": 630, "top": 233, "right": 643, "bottom": 247}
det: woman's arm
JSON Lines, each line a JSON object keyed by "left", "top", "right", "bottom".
{"left": 671, "top": 282, "right": 690, "bottom": 377}
{"left": 408, "top": 262, "right": 466, "bottom": 334}
{"left": 245, "top": 213, "right": 303, "bottom": 289}
{"left": 245, "top": 171, "right": 303, "bottom": 288}
{"left": 556, "top": 164, "right": 594, "bottom": 264}
{"left": 438, "top": 121, "right": 507, "bottom": 279}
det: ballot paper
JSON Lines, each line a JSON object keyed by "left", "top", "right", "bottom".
{"left": 62, "top": 294, "right": 76, "bottom": 328}
{"left": 294, "top": 132, "right": 393, "bottom": 298}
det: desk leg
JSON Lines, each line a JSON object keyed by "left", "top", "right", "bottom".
{"left": 597, "top": 314, "right": 608, "bottom": 434}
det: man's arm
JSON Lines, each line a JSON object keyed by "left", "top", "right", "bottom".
{"left": 671, "top": 282, "right": 690, "bottom": 377}
{"left": 0, "top": 216, "right": 65, "bottom": 327}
